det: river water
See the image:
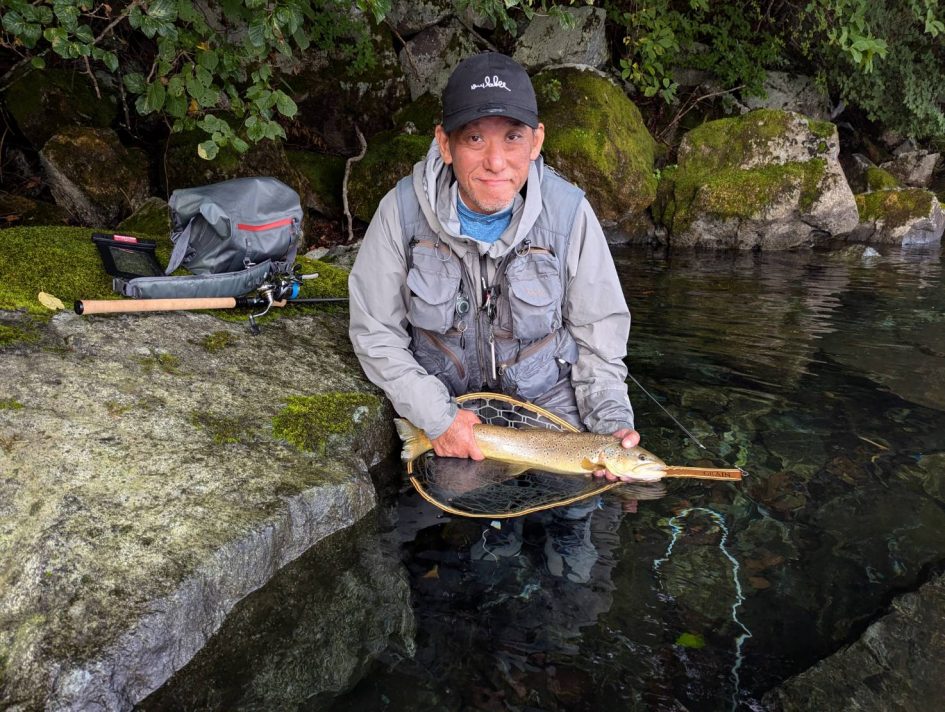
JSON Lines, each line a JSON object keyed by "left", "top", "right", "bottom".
{"left": 142, "top": 242, "right": 945, "bottom": 711}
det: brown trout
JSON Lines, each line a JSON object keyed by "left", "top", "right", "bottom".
{"left": 394, "top": 418, "right": 667, "bottom": 481}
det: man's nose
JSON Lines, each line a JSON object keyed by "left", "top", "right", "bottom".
{"left": 482, "top": 140, "right": 506, "bottom": 171}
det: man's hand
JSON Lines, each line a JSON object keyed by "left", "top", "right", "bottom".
{"left": 430, "top": 408, "right": 485, "bottom": 460}
{"left": 592, "top": 428, "right": 641, "bottom": 482}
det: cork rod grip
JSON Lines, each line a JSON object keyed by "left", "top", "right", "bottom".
{"left": 74, "top": 297, "right": 238, "bottom": 315}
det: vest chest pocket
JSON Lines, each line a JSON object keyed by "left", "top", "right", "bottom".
{"left": 406, "top": 243, "right": 461, "bottom": 335}
{"left": 505, "top": 250, "right": 562, "bottom": 341}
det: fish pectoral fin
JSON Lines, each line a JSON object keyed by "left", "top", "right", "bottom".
{"left": 581, "top": 457, "right": 602, "bottom": 472}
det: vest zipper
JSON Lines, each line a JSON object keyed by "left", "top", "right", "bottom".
{"left": 420, "top": 328, "right": 466, "bottom": 380}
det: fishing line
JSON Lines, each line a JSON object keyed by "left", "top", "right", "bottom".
{"left": 653, "top": 507, "right": 752, "bottom": 712}
{"left": 627, "top": 371, "right": 750, "bottom": 477}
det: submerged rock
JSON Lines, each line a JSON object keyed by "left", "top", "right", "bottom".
{"left": 658, "top": 109, "right": 858, "bottom": 250}
{"left": 765, "top": 572, "right": 945, "bottom": 711}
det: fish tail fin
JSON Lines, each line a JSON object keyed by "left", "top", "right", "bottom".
{"left": 394, "top": 418, "right": 433, "bottom": 462}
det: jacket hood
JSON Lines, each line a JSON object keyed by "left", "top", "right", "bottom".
{"left": 411, "top": 139, "right": 547, "bottom": 258}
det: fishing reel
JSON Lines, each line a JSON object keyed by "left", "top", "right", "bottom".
{"left": 247, "top": 266, "right": 318, "bottom": 334}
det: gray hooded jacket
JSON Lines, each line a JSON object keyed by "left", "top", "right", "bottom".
{"left": 348, "top": 141, "right": 634, "bottom": 439}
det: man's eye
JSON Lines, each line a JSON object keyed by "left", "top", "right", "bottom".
{"left": 507, "top": 132, "right": 523, "bottom": 141}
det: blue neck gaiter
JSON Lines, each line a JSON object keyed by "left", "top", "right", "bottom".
{"left": 457, "top": 197, "right": 513, "bottom": 244}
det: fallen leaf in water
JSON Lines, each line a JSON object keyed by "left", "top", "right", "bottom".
{"left": 748, "top": 575, "right": 771, "bottom": 590}
{"left": 38, "top": 292, "right": 65, "bottom": 310}
{"left": 423, "top": 564, "right": 439, "bottom": 579}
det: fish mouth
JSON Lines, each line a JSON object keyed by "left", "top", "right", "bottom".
{"left": 613, "top": 462, "right": 666, "bottom": 482}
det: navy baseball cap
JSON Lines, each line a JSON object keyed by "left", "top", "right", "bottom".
{"left": 441, "top": 53, "right": 539, "bottom": 133}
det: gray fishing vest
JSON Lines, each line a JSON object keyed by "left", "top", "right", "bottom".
{"left": 396, "top": 170, "right": 585, "bottom": 408}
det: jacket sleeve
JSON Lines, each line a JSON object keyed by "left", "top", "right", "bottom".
{"left": 564, "top": 199, "right": 635, "bottom": 434}
{"left": 348, "top": 189, "right": 458, "bottom": 438}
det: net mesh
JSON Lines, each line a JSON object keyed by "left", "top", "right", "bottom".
{"left": 407, "top": 392, "right": 624, "bottom": 518}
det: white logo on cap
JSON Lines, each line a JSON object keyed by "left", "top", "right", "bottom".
{"left": 470, "top": 75, "right": 511, "bottom": 92}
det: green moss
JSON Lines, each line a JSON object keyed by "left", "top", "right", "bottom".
{"left": 0, "top": 323, "right": 39, "bottom": 347}
{"left": 393, "top": 93, "right": 442, "bottom": 133}
{"left": 286, "top": 151, "right": 346, "bottom": 217}
{"left": 808, "top": 119, "right": 836, "bottom": 140}
{"left": 855, "top": 188, "right": 935, "bottom": 228}
{"left": 0, "top": 398, "right": 23, "bottom": 410}
{"left": 535, "top": 67, "right": 657, "bottom": 217}
{"left": 190, "top": 411, "right": 255, "bottom": 445}
{"left": 865, "top": 166, "right": 900, "bottom": 192}
{"left": 201, "top": 331, "right": 236, "bottom": 353}
{"left": 0, "top": 226, "right": 174, "bottom": 315}
{"left": 348, "top": 131, "right": 430, "bottom": 223}
{"left": 116, "top": 198, "right": 171, "bottom": 237}
{"left": 296, "top": 257, "right": 349, "bottom": 298}
{"left": 653, "top": 165, "right": 679, "bottom": 228}
{"left": 675, "top": 632, "right": 706, "bottom": 649}
{"left": 273, "top": 391, "right": 380, "bottom": 453}
{"left": 138, "top": 352, "right": 181, "bottom": 375}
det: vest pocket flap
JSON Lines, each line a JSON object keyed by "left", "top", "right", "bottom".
{"left": 406, "top": 267, "right": 459, "bottom": 306}
{"left": 508, "top": 276, "right": 560, "bottom": 307}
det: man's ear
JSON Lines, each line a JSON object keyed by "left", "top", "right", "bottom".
{"left": 530, "top": 123, "right": 545, "bottom": 160}
{"left": 434, "top": 125, "right": 453, "bottom": 165}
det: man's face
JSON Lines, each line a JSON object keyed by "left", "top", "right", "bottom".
{"left": 435, "top": 116, "right": 545, "bottom": 214}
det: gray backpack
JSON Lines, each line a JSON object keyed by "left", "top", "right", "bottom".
{"left": 114, "top": 177, "right": 303, "bottom": 298}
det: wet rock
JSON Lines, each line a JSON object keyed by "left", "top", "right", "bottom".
{"left": 534, "top": 66, "right": 657, "bottom": 225}
{"left": 850, "top": 189, "right": 944, "bottom": 245}
{"left": 741, "top": 71, "right": 832, "bottom": 121}
{"left": 765, "top": 572, "right": 945, "bottom": 711}
{"left": 137, "top": 515, "right": 415, "bottom": 710}
{"left": 660, "top": 110, "right": 858, "bottom": 250}
{"left": 398, "top": 20, "right": 478, "bottom": 101}
{"left": 39, "top": 127, "right": 150, "bottom": 226}
{"left": 3, "top": 68, "right": 117, "bottom": 149}
{"left": 895, "top": 452, "right": 945, "bottom": 505}
{"left": 513, "top": 7, "right": 609, "bottom": 71}
{"left": 840, "top": 153, "right": 900, "bottom": 194}
{"left": 0, "top": 306, "right": 394, "bottom": 710}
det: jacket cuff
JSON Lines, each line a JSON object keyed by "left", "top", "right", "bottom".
{"left": 422, "top": 400, "right": 459, "bottom": 440}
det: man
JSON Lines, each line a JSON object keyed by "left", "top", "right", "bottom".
{"left": 349, "top": 52, "right": 639, "bottom": 483}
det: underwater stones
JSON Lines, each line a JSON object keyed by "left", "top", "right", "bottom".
{"left": 765, "top": 572, "right": 945, "bottom": 711}
{"left": 513, "top": 6, "right": 609, "bottom": 71}
{"left": 850, "top": 189, "right": 944, "bottom": 245}
{"left": 661, "top": 109, "right": 858, "bottom": 250}
{"left": 534, "top": 66, "right": 657, "bottom": 230}
{"left": 40, "top": 127, "right": 150, "bottom": 226}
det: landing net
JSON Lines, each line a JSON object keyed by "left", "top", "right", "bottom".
{"left": 407, "top": 392, "right": 625, "bottom": 518}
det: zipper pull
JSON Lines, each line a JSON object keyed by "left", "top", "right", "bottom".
{"left": 489, "top": 330, "right": 497, "bottom": 381}
{"left": 457, "top": 320, "right": 467, "bottom": 350}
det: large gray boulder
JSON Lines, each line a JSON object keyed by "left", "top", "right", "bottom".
{"left": 741, "top": 71, "right": 832, "bottom": 121}
{"left": 0, "top": 304, "right": 398, "bottom": 710}
{"left": 398, "top": 20, "right": 478, "bottom": 101}
{"left": 513, "top": 6, "right": 609, "bottom": 71}
{"left": 386, "top": 0, "right": 451, "bottom": 35}
{"left": 40, "top": 127, "right": 150, "bottom": 226}
{"left": 657, "top": 109, "right": 858, "bottom": 250}
{"left": 879, "top": 142, "right": 940, "bottom": 188}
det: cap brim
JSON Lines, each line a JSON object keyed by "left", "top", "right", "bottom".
{"left": 442, "top": 104, "right": 539, "bottom": 133}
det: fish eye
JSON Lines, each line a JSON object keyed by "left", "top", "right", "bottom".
{"left": 638, "top": 454, "right": 647, "bottom": 460}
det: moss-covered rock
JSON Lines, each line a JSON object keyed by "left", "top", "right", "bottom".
{"left": 534, "top": 66, "right": 657, "bottom": 225}
{"left": 3, "top": 68, "right": 117, "bottom": 149}
{"left": 348, "top": 130, "right": 432, "bottom": 223}
{"left": 851, "top": 189, "right": 944, "bottom": 245}
{"left": 117, "top": 197, "right": 171, "bottom": 237}
{"left": 286, "top": 151, "right": 346, "bottom": 219}
{"left": 865, "top": 166, "right": 900, "bottom": 192}
{"left": 39, "top": 127, "right": 151, "bottom": 227}
{"left": 0, "top": 194, "right": 73, "bottom": 227}
{"left": 663, "top": 109, "right": 858, "bottom": 249}
{"left": 392, "top": 92, "right": 443, "bottom": 135}
{"left": 272, "top": 392, "right": 382, "bottom": 455}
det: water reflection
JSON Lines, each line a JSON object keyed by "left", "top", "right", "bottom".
{"left": 145, "top": 244, "right": 945, "bottom": 711}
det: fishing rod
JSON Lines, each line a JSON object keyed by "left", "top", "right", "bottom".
{"left": 75, "top": 270, "right": 348, "bottom": 334}
{"left": 627, "top": 370, "right": 751, "bottom": 478}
